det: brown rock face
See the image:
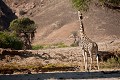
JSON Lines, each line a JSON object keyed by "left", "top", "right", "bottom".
{"left": 1, "top": 0, "right": 120, "bottom": 44}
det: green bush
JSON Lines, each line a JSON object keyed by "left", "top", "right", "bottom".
{"left": 107, "top": 57, "right": 117, "bottom": 64}
{"left": 70, "top": 41, "right": 79, "bottom": 47}
{"left": 72, "top": 0, "right": 120, "bottom": 11}
{"left": 100, "top": 57, "right": 120, "bottom": 69}
{"left": 118, "top": 57, "right": 120, "bottom": 63}
{"left": 32, "top": 45, "right": 44, "bottom": 50}
{"left": 72, "top": 0, "right": 91, "bottom": 11}
{"left": 53, "top": 42, "right": 68, "bottom": 48}
{"left": 0, "top": 31, "right": 23, "bottom": 50}
{"left": 99, "top": 0, "right": 120, "bottom": 6}
{"left": 32, "top": 43, "right": 68, "bottom": 50}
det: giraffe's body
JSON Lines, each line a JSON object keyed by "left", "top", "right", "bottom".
{"left": 78, "top": 11, "right": 99, "bottom": 71}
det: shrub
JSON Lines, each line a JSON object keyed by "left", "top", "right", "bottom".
{"left": 70, "top": 41, "right": 79, "bottom": 47}
{"left": 100, "top": 57, "right": 120, "bottom": 69}
{"left": 118, "top": 57, "right": 120, "bottom": 63}
{"left": 107, "top": 57, "right": 117, "bottom": 64}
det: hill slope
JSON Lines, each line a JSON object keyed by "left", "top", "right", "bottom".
{"left": 2, "top": 0, "right": 120, "bottom": 45}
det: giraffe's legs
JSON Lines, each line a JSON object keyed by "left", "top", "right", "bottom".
{"left": 95, "top": 50, "right": 99, "bottom": 70}
{"left": 96, "top": 54, "right": 99, "bottom": 70}
{"left": 89, "top": 51, "right": 92, "bottom": 71}
{"left": 85, "top": 52, "right": 88, "bottom": 71}
{"left": 82, "top": 49, "right": 86, "bottom": 71}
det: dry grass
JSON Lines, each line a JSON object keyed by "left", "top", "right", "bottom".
{"left": 0, "top": 47, "right": 120, "bottom": 74}
{"left": 32, "top": 42, "right": 68, "bottom": 50}
{"left": 100, "top": 57, "right": 120, "bottom": 69}
{"left": 0, "top": 62, "right": 77, "bottom": 74}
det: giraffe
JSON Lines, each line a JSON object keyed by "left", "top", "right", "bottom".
{"left": 77, "top": 11, "right": 99, "bottom": 71}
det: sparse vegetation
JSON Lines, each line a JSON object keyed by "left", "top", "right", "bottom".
{"left": 53, "top": 42, "right": 68, "bottom": 48}
{"left": 42, "top": 64, "right": 57, "bottom": 68}
{"left": 71, "top": 0, "right": 120, "bottom": 11}
{"left": 70, "top": 41, "right": 79, "bottom": 47}
{"left": 32, "top": 45, "right": 44, "bottom": 50}
{"left": 99, "top": 0, "right": 120, "bottom": 6}
{"left": 0, "top": 31, "right": 23, "bottom": 50}
{"left": 0, "top": 61, "right": 43, "bottom": 74}
{"left": 71, "top": 0, "right": 91, "bottom": 11}
{"left": 32, "top": 42, "right": 68, "bottom": 50}
{"left": 0, "top": 62, "right": 75, "bottom": 74}
{"left": 71, "top": 31, "right": 78, "bottom": 44}
{"left": 0, "top": 48, "right": 120, "bottom": 74}
{"left": 100, "top": 57, "right": 120, "bottom": 69}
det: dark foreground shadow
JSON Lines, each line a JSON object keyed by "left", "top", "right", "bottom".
{"left": 0, "top": 0, "right": 17, "bottom": 29}
{"left": 0, "top": 70, "right": 120, "bottom": 80}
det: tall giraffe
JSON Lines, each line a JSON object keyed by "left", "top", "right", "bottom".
{"left": 78, "top": 11, "right": 99, "bottom": 71}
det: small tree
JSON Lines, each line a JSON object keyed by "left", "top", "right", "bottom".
{"left": 100, "top": 0, "right": 120, "bottom": 6}
{"left": 72, "top": 31, "right": 78, "bottom": 43}
{"left": 72, "top": 0, "right": 90, "bottom": 11}
{"left": 71, "top": 0, "right": 120, "bottom": 11}
{"left": 10, "top": 18, "right": 37, "bottom": 49}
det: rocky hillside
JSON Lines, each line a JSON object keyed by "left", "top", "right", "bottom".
{"left": 1, "top": 0, "right": 120, "bottom": 45}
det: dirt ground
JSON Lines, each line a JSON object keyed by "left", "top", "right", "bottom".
{"left": 0, "top": 41, "right": 120, "bottom": 80}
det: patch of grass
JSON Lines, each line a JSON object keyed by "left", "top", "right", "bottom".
{"left": 53, "top": 42, "right": 68, "bottom": 48}
{"left": 0, "top": 62, "right": 75, "bottom": 74}
{"left": 32, "top": 45, "right": 44, "bottom": 50}
{"left": 41, "top": 63, "right": 75, "bottom": 72}
{"left": 70, "top": 42, "right": 79, "bottom": 47}
{"left": 100, "top": 57, "right": 120, "bottom": 69}
{"left": 32, "top": 42, "right": 68, "bottom": 50}
{"left": 42, "top": 63, "right": 71, "bottom": 69}
{"left": 0, "top": 61, "right": 43, "bottom": 73}
{"left": 42, "top": 64, "right": 56, "bottom": 68}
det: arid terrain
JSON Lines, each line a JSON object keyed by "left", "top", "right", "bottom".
{"left": 0, "top": 41, "right": 120, "bottom": 79}
{"left": 0, "top": 0, "right": 120, "bottom": 80}
{"left": 1, "top": 0, "right": 120, "bottom": 45}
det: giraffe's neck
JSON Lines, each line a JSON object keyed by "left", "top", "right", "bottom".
{"left": 78, "top": 11, "right": 85, "bottom": 39}
{"left": 79, "top": 24, "right": 92, "bottom": 42}
{"left": 78, "top": 11, "right": 91, "bottom": 42}
{"left": 79, "top": 21, "right": 85, "bottom": 38}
